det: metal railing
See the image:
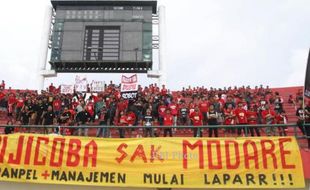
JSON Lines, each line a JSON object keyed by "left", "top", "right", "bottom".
{"left": 0, "top": 123, "right": 309, "bottom": 139}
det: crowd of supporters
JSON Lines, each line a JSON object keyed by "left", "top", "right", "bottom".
{"left": 0, "top": 81, "right": 309, "bottom": 147}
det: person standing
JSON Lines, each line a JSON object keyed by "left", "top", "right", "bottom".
{"left": 163, "top": 109, "right": 173, "bottom": 137}
{"left": 296, "top": 100, "right": 305, "bottom": 135}
{"left": 118, "top": 111, "right": 128, "bottom": 138}
{"left": 76, "top": 107, "right": 90, "bottom": 136}
{"left": 223, "top": 104, "right": 236, "bottom": 136}
{"left": 168, "top": 101, "right": 178, "bottom": 126}
{"left": 179, "top": 101, "right": 189, "bottom": 125}
{"left": 190, "top": 107, "right": 203, "bottom": 137}
{"left": 86, "top": 99, "right": 95, "bottom": 122}
{"left": 96, "top": 108, "right": 109, "bottom": 138}
{"left": 59, "top": 107, "right": 72, "bottom": 135}
{"left": 53, "top": 96, "right": 62, "bottom": 117}
{"left": 274, "top": 92, "right": 284, "bottom": 114}
{"left": 262, "top": 104, "right": 276, "bottom": 136}
{"left": 126, "top": 110, "right": 136, "bottom": 137}
{"left": 304, "top": 101, "right": 310, "bottom": 149}
{"left": 207, "top": 104, "right": 219, "bottom": 137}
{"left": 246, "top": 105, "right": 260, "bottom": 137}
{"left": 275, "top": 110, "right": 287, "bottom": 136}
{"left": 235, "top": 102, "right": 248, "bottom": 136}
{"left": 158, "top": 101, "right": 167, "bottom": 126}
{"left": 42, "top": 105, "right": 56, "bottom": 134}
{"left": 143, "top": 109, "right": 154, "bottom": 137}
{"left": 199, "top": 97, "right": 209, "bottom": 125}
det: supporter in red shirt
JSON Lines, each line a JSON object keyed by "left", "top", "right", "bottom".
{"left": 118, "top": 111, "right": 128, "bottom": 138}
{"left": 71, "top": 98, "right": 79, "bottom": 110}
{"left": 117, "top": 98, "right": 128, "bottom": 117}
{"left": 188, "top": 101, "right": 196, "bottom": 116}
{"left": 126, "top": 111, "right": 136, "bottom": 126}
{"left": 0, "top": 91, "right": 5, "bottom": 101}
{"left": 15, "top": 95, "right": 24, "bottom": 120}
{"left": 55, "top": 86, "right": 61, "bottom": 94}
{"left": 275, "top": 110, "right": 287, "bottom": 136}
{"left": 261, "top": 104, "right": 276, "bottom": 136}
{"left": 163, "top": 109, "right": 173, "bottom": 137}
{"left": 53, "top": 97, "right": 62, "bottom": 116}
{"left": 168, "top": 101, "right": 178, "bottom": 126}
{"left": 249, "top": 98, "right": 259, "bottom": 112}
{"left": 86, "top": 100, "right": 95, "bottom": 122}
{"left": 223, "top": 104, "right": 236, "bottom": 136}
{"left": 246, "top": 105, "right": 260, "bottom": 136}
{"left": 199, "top": 97, "right": 209, "bottom": 124}
{"left": 68, "top": 108, "right": 76, "bottom": 120}
{"left": 7, "top": 93, "right": 16, "bottom": 117}
{"left": 114, "top": 90, "right": 121, "bottom": 100}
{"left": 91, "top": 94, "right": 99, "bottom": 103}
{"left": 218, "top": 94, "right": 226, "bottom": 109}
{"left": 126, "top": 110, "right": 137, "bottom": 137}
{"left": 49, "top": 83, "right": 55, "bottom": 93}
{"left": 235, "top": 101, "right": 248, "bottom": 136}
{"left": 190, "top": 107, "right": 203, "bottom": 137}
{"left": 158, "top": 101, "right": 167, "bottom": 125}
{"left": 161, "top": 85, "right": 168, "bottom": 96}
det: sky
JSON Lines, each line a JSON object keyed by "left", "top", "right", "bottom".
{"left": 0, "top": 0, "right": 309, "bottom": 90}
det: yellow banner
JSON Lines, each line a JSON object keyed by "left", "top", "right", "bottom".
{"left": 0, "top": 134, "right": 305, "bottom": 188}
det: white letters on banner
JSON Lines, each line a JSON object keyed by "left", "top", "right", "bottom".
{"left": 121, "top": 74, "right": 138, "bottom": 93}
{"left": 121, "top": 74, "right": 138, "bottom": 99}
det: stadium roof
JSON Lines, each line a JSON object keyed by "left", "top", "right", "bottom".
{"left": 51, "top": 0, "right": 158, "bottom": 13}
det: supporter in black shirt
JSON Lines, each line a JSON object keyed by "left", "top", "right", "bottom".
{"left": 304, "top": 102, "right": 310, "bottom": 149}
{"left": 179, "top": 102, "right": 188, "bottom": 125}
{"left": 20, "top": 106, "right": 30, "bottom": 125}
{"left": 296, "top": 101, "right": 305, "bottom": 135}
{"left": 274, "top": 92, "right": 283, "bottom": 114}
{"left": 224, "top": 96, "right": 235, "bottom": 109}
{"left": 107, "top": 100, "right": 117, "bottom": 126}
{"left": 42, "top": 105, "right": 56, "bottom": 134}
{"left": 35, "top": 99, "right": 46, "bottom": 125}
{"left": 135, "top": 99, "right": 144, "bottom": 125}
{"left": 143, "top": 109, "right": 154, "bottom": 137}
{"left": 25, "top": 99, "right": 36, "bottom": 125}
{"left": 5, "top": 120, "right": 14, "bottom": 134}
{"left": 59, "top": 107, "right": 71, "bottom": 124}
{"left": 76, "top": 107, "right": 90, "bottom": 136}
{"left": 152, "top": 97, "right": 160, "bottom": 120}
{"left": 42, "top": 97, "right": 50, "bottom": 110}
{"left": 63, "top": 95, "right": 71, "bottom": 108}
{"left": 96, "top": 108, "right": 109, "bottom": 138}
{"left": 207, "top": 104, "right": 219, "bottom": 137}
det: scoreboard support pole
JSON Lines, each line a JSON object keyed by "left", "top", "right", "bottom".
{"left": 37, "top": 5, "right": 56, "bottom": 92}
{"left": 148, "top": 5, "right": 167, "bottom": 86}
{"left": 158, "top": 5, "right": 167, "bottom": 87}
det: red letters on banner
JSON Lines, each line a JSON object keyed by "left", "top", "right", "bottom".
{"left": 182, "top": 138, "right": 295, "bottom": 170}
{"left": 0, "top": 135, "right": 97, "bottom": 168}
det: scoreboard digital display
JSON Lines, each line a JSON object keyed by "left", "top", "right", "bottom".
{"left": 49, "top": 0, "right": 157, "bottom": 73}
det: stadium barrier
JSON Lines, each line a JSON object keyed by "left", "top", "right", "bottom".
{"left": 0, "top": 123, "right": 308, "bottom": 139}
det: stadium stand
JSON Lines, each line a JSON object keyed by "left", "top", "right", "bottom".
{"left": 0, "top": 82, "right": 308, "bottom": 149}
